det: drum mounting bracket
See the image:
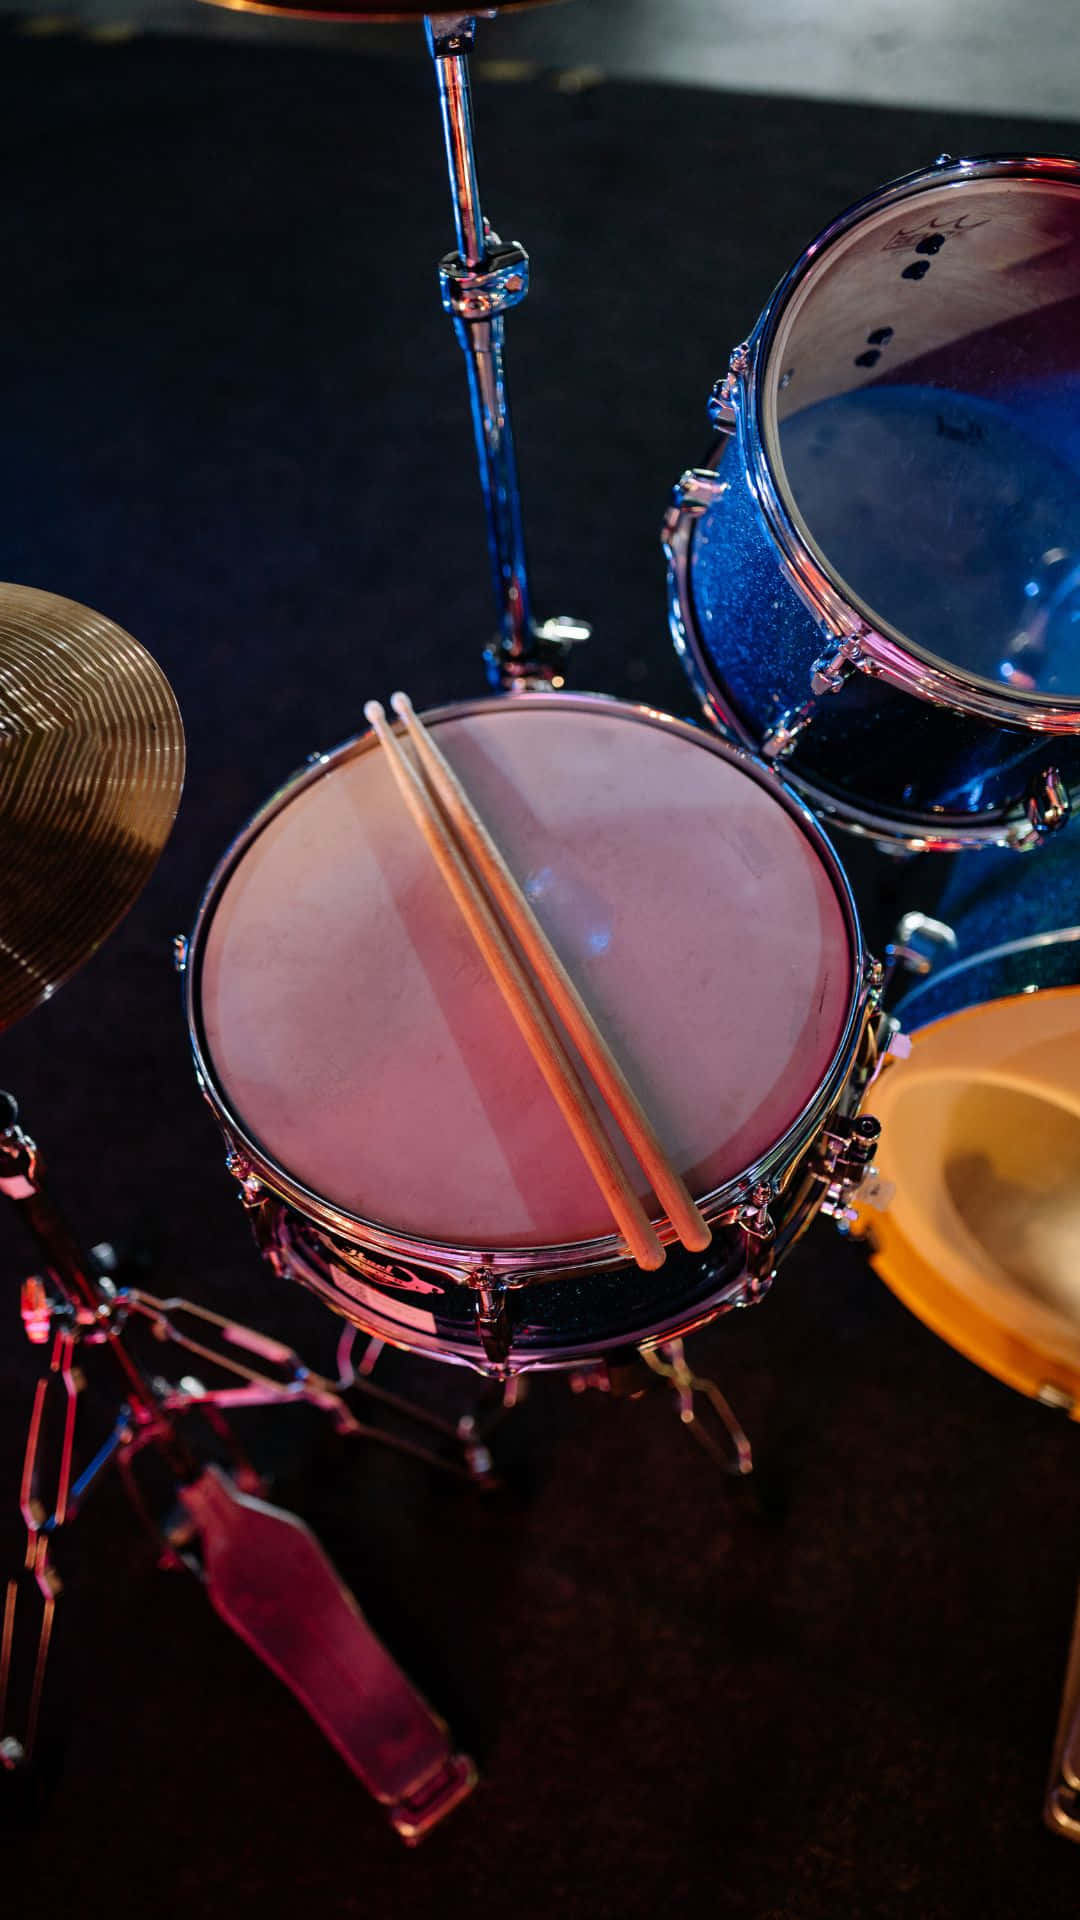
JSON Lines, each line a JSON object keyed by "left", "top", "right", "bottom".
{"left": 1022, "top": 765, "right": 1071, "bottom": 840}
{"left": 707, "top": 343, "right": 750, "bottom": 435}
{"left": 738, "top": 1182, "right": 777, "bottom": 1285}
{"left": 761, "top": 630, "right": 867, "bottom": 761}
{"left": 815, "top": 1115, "right": 882, "bottom": 1225}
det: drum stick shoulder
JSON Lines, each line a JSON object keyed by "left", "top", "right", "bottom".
{"left": 363, "top": 700, "right": 666, "bottom": 1274}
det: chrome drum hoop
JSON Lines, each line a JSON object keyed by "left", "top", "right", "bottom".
{"left": 663, "top": 461, "right": 1058, "bottom": 855}
{"left": 183, "top": 692, "right": 875, "bottom": 1289}
{"left": 735, "top": 152, "right": 1080, "bottom": 735}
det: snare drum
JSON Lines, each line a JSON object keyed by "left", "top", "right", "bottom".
{"left": 666, "top": 154, "right": 1080, "bottom": 851}
{"left": 183, "top": 694, "right": 880, "bottom": 1374}
{"left": 857, "top": 832, "right": 1080, "bottom": 1411}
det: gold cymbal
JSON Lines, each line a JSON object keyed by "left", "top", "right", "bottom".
{"left": 0, "top": 584, "right": 185, "bottom": 1032}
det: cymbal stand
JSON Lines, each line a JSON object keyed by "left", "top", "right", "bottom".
{"left": 425, "top": 11, "right": 590, "bottom": 689}
{"left": 0, "top": 1093, "right": 480, "bottom": 1841}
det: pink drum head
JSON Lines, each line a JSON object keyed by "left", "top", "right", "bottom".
{"left": 196, "top": 700, "right": 855, "bottom": 1251}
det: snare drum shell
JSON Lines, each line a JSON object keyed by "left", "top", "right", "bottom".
{"left": 265, "top": 1116, "right": 837, "bottom": 1372}
{"left": 678, "top": 436, "right": 1080, "bottom": 841}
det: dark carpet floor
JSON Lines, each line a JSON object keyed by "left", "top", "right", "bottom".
{"left": 1, "top": 28, "right": 1080, "bottom": 1918}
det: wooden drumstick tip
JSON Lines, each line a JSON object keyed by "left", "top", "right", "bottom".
{"left": 364, "top": 699, "right": 387, "bottom": 728}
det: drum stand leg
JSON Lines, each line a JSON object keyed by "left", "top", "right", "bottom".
{"left": 0, "top": 1094, "right": 477, "bottom": 1841}
{"left": 570, "top": 1338, "right": 754, "bottom": 1476}
{"left": 1045, "top": 1573, "right": 1080, "bottom": 1839}
{"left": 425, "top": 12, "right": 590, "bottom": 690}
{"left": 643, "top": 1339, "right": 754, "bottom": 1475}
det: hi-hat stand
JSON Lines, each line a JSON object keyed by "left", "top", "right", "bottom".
{"left": 425, "top": 11, "right": 589, "bottom": 688}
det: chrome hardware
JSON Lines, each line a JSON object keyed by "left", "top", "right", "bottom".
{"left": 643, "top": 1339, "right": 754, "bottom": 1475}
{"left": 738, "top": 1183, "right": 777, "bottom": 1282}
{"left": 761, "top": 704, "right": 812, "bottom": 761}
{"left": 426, "top": 14, "right": 586, "bottom": 689}
{"left": 885, "top": 912, "right": 958, "bottom": 986}
{"left": 760, "top": 632, "right": 864, "bottom": 761}
{"left": 490, "top": 613, "right": 592, "bottom": 694}
{"left": 670, "top": 467, "right": 728, "bottom": 518}
{"left": 473, "top": 1275, "right": 512, "bottom": 1370}
{"left": 739, "top": 1182, "right": 774, "bottom": 1239}
{"left": 533, "top": 614, "right": 591, "bottom": 651}
{"left": 707, "top": 342, "right": 749, "bottom": 432}
{"left": 810, "top": 631, "right": 866, "bottom": 698}
{"left": 1025, "top": 765, "right": 1071, "bottom": 836}
{"left": 425, "top": 14, "right": 478, "bottom": 58}
{"left": 172, "top": 934, "right": 189, "bottom": 974}
{"left": 439, "top": 236, "right": 529, "bottom": 323}
{"left": 817, "top": 1115, "right": 882, "bottom": 1223}
{"left": 224, "top": 1148, "right": 265, "bottom": 1209}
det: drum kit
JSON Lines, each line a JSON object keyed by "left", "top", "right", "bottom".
{"left": 2, "top": 0, "right": 1080, "bottom": 1857}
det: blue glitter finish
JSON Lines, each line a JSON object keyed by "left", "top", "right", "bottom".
{"left": 778, "top": 386, "right": 1080, "bottom": 696}
{"left": 894, "top": 831, "right": 1080, "bottom": 1030}
{"left": 686, "top": 437, "right": 1080, "bottom": 828}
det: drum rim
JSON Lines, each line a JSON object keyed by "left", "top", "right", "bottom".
{"left": 742, "top": 152, "right": 1080, "bottom": 732}
{"left": 895, "top": 924, "right": 1080, "bottom": 1028}
{"left": 663, "top": 442, "right": 1051, "bottom": 850}
{"left": 184, "top": 690, "right": 871, "bottom": 1283}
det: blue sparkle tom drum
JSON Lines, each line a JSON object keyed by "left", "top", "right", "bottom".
{"left": 666, "top": 154, "right": 1080, "bottom": 851}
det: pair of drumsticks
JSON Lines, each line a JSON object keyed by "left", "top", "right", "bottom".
{"left": 363, "top": 694, "right": 712, "bottom": 1271}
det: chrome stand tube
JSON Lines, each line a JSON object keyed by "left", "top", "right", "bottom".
{"left": 425, "top": 12, "right": 589, "bottom": 689}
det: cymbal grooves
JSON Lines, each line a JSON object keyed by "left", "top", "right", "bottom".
{"left": 0, "top": 583, "right": 185, "bottom": 1031}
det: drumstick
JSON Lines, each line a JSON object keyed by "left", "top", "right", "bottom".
{"left": 363, "top": 702, "right": 666, "bottom": 1273}
{"left": 390, "top": 691, "right": 712, "bottom": 1254}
